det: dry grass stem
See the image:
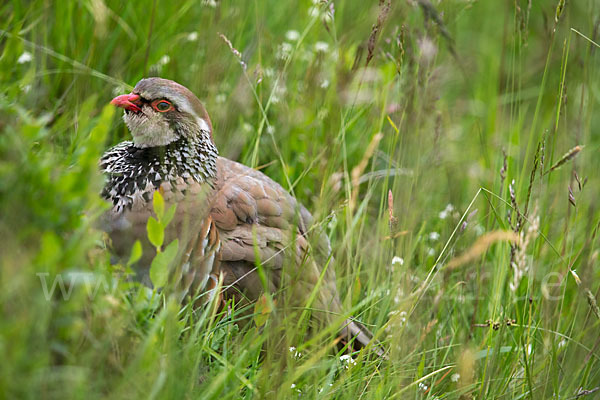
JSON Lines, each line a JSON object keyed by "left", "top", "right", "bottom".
{"left": 384, "top": 231, "right": 410, "bottom": 240}
{"left": 446, "top": 230, "right": 519, "bottom": 271}
{"left": 350, "top": 132, "right": 383, "bottom": 211}
{"left": 218, "top": 32, "right": 247, "bottom": 70}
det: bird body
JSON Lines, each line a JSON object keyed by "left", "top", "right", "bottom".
{"left": 101, "top": 78, "right": 380, "bottom": 355}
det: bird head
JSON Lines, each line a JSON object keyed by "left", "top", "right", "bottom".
{"left": 111, "top": 78, "right": 213, "bottom": 148}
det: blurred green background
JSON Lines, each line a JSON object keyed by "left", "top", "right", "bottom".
{"left": 1, "top": 0, "right": 599, "bottom": 398}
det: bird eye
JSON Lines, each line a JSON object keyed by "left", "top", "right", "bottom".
{"left": 152, "top": 100, "right": 172, "bottom": 112}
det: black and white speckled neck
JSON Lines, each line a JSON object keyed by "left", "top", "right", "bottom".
{"left": 100, "top": 133, "right": 218, "bottom": 213}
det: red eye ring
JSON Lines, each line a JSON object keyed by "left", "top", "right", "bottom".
{"left": 152, "top": 99, "right": 173, "bottom": 112}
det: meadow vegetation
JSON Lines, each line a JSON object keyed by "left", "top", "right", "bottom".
{"left": 1, "top": 0, "right": 599, "bottom": 398}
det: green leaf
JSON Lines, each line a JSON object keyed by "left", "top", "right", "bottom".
{"left": 127, "top": 240, "right": 143, "bottom": 267}
{"left": 253, "top": 294, "right": 273, "bottom": 328}
{"left": 153, "top": 190, "right": 165, "bottom": 220}
{"left": 88, "top": 104, "right": 114, "bottom": 147}
{"left": 163, "top": 204, "right": 177, "bottom": 228}
{"left": 147, "top": 216, "right": 164, "bottom": 249}
{"left": 417, "top": 352, "right": 425, "bottom": 377}
{"left": 36, "top": 231, "right": 62, "bottom": 267}
{"left": 163, "top": 239, "right": 179, "bottom": 263}
{"left": 149, "top": 239, "right": 179, "bottom": 288}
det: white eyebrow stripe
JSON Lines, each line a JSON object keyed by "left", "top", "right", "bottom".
{"left": 139, "top": 89, "right": 195, "bottom": 116}
{"left": 167, "top": 92, "right": 194, "bottom": 115}
{"left": 197, "top": 117, "right": 211, "bottom": 133}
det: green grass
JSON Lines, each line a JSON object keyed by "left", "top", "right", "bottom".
{"left": 1, "top": 0, "right": 600, "bottom": 398}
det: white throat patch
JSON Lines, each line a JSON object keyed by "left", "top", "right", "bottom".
{"left": 124, "top": 108, "right": 178, "bottom": 148}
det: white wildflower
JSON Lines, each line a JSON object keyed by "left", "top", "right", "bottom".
{"left": 438, "top": 203, "right": 455, "bottom": 219}
{"left": 389, "top": 256, "right": 404, "bottom": 273}
{"left": 340, "top": 354, "right": 357, "bottom": 369}
{"left": 314, "top": 41, "right": 329, "bottom": 53}
{"left": 386, "top": 310, "right": 407, "bottom": 331}
{"left": 158, "top": 55, "right": 170, "bottom": 65}
{"left": 418, "top": 36, "right": 437, "bottom": 63}
{"left": 320, "top": 79, "right": 330, "bottom": 89}
{"left": 276, "top": 42, "right": 293, "bottom": 60}
{"left": 428, "top": 232, "right": 440, "bottom": 241}
{"left": 285, "top": 30, "right": 300, "bottom": 41}
{"left": 391, "top": 256, "right": 404, "bottom": 266}
{"left": 271, "top": 82, "right": 287, "bottom": 104}
{"left": 451, "top": 373, "right": 460, "bottom": 382}
{"left": 18, "top": 51, "right": 33, "bottom": 64}
{"left": 186, "top": 32, "right": 198, "bottom": 42}
{"left": 289, "top": 346, "right": 301, "bottom": 358}
{"left": 397, "top": 310, "right": 407, "bottom": 326}
{"left": 393, "top": 291, "right": 404, "bottom": 305}
{"left": 418, "top": 382, "right": 428, "bottom": 392}
{"left": 475, "top": 224, "right": 485, "bottom": 236}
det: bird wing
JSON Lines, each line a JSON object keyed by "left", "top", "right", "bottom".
{"left": 210, "top": 158, "right": 385, "bottom": 356}
{"left": 210, "top": 158, "right": 339, "bottom": 315}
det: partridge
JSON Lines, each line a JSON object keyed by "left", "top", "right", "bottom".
{"left": 101, "top": 78, "right": 380, "bottom": 355}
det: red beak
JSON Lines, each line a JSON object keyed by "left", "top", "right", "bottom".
{"left": 110, "top": 93, "right": 142, "bottom": 112}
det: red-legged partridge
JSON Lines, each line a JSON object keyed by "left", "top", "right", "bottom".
{"left": 101, "top": 78, "right": 382, "bottom": 355}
